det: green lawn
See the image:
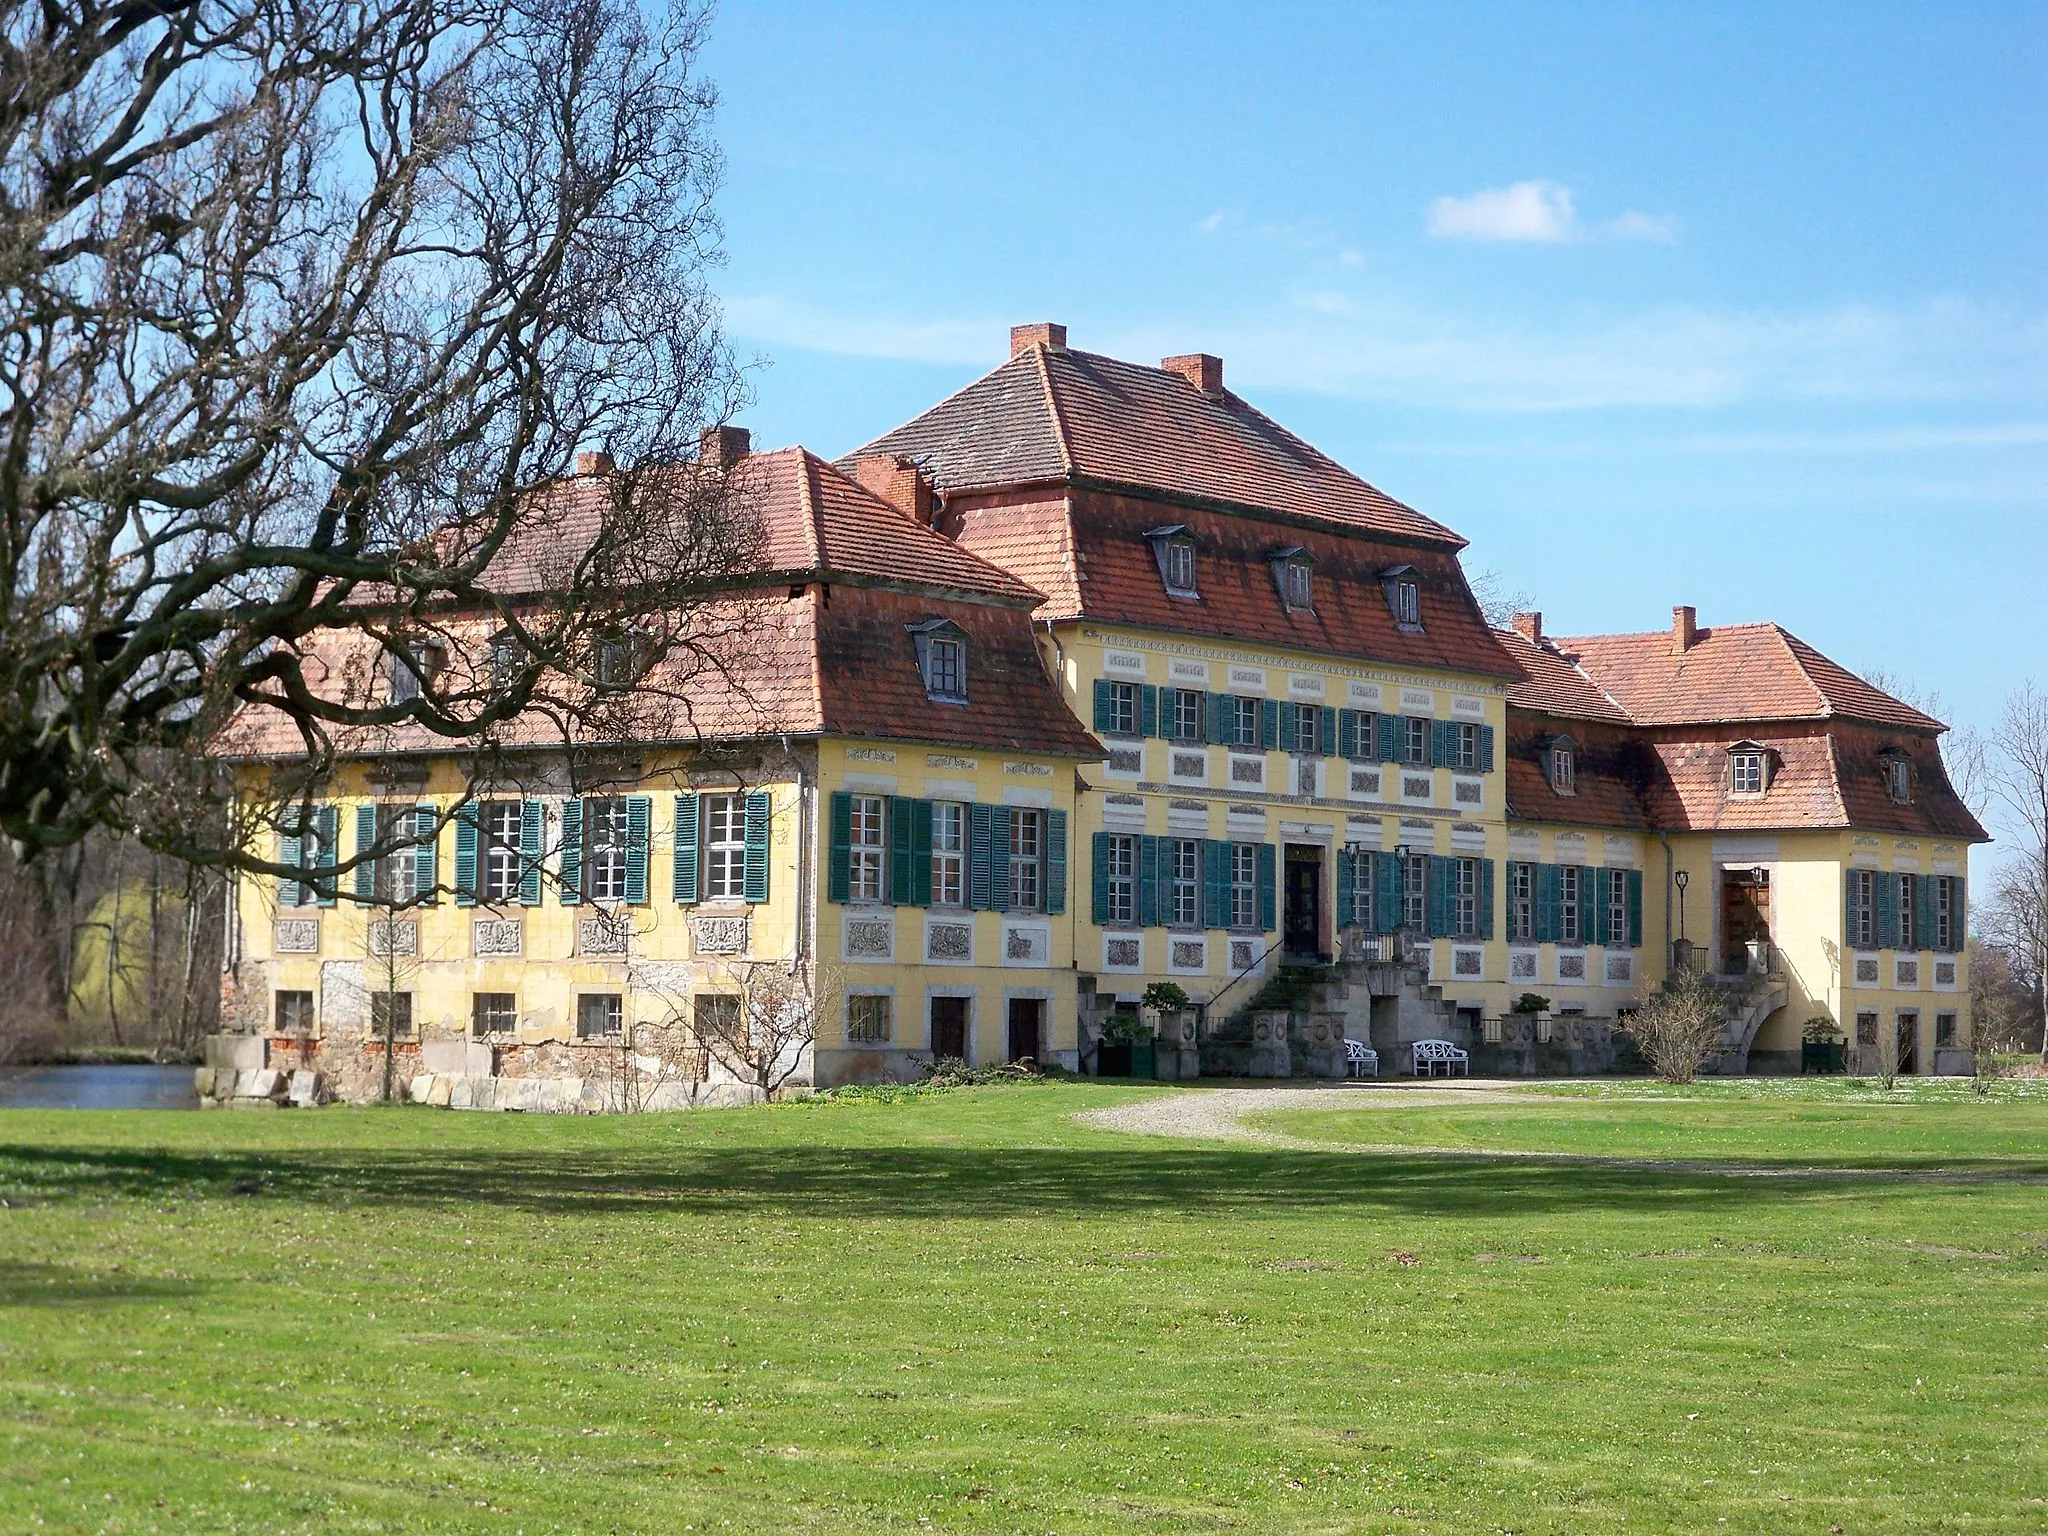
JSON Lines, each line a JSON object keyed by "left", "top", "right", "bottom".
{"left": 2, "top": 1082, "right": 2046, "bottom": 1534}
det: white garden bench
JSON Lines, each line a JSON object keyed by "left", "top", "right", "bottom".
{"left": 1344, "top": 1038, "right": 1379, "bottom": 1079}
{"left": 1411, "top": 1038, "right": 1470, "bottom": 1078}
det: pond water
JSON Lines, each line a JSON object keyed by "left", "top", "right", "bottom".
{"left": 0, "top": 1064, "right": 199, "bottom": 1110}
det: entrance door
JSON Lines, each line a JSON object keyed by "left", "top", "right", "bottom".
{"left": 1284, "top": 845, "right": 1323, "bottom": 959}
{"left": 1896, "top": 1013, "right": 1920, "bottom": 1075}
{"left": 930, "top": 996, "right": 969, "bottom": 1063}
{"left": 1721, "top": 870, "right": 1772, "bottom": 972}
{"left": 1007, "top": 998, "right": 1044, "bottom": 1064}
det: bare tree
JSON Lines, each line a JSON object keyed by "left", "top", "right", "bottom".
{"left": 1862, "top": 669, "right": 1986, "bottom": 818}
{"left": 1467, "top": 566, "right": 1537, "bottom": 631}
{"left": 690, "top": 961, "right": 823, "bottom": 1099}
{"left": 1977, "top": 683, "right": 2048, "bottom": 1061}
{"left": 1618, "top": 967, "right": 1726, "bottom": 1084}
{"left": 1, "top": 0, "right": 751, "bottom": 884}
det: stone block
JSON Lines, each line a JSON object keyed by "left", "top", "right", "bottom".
{"left": 408, "top": 1075, "right": 435, "bottom": 1105}
{"left": 193, "top": 1067, "right": 217, "bottom": 1098}
{"left": 288, "top": 1070, "right": 320, "bottom": 1107}
{"left": 205, "top": 1034, "right": 266, "bottom": 1071}
{"left": 427, "top": 1076, "right": 453, "bottom": 1108}
{"left": 248, "top": 1068, "right": 282, "bottom": 1099}
{"left": 421, "top": 1038, "right": 492, "bottom": 1076}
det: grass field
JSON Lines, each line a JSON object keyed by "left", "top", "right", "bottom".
{"left": 3, "top": 1080, "right": 2046, "bottom": 1533}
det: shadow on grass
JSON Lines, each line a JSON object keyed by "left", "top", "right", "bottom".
{"left": 0, "top": 1260, "right": 205, "bottom": 1308}
{"left": 0, "top": 1138, "right": 2004, "bottom": 1223}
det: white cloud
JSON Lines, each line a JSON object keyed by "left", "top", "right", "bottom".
{"left": 1197, "top": 209, "right": 1230, "bottom": 234}
{"left": 1603, "top": 210, "right": 1679, "bottom": 243}
{"left": 1427, "top": 180, "right": 1576, "bottom": 242}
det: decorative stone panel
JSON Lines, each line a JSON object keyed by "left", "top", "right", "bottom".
{"left": 1453, "top": 777, "right": 1483, "bottom": 806}
{"left": 1934, "top": 959, "right": 1958, "bottom": 989}
{"left": 1228, "top": 939, "right": 1258, "bottom": 973}
{"left": 1295, "top": 759, "right": 1319, "bottom": 796}
{"left": 473, "top": 917, "right": 523, "bottom": 957}
{"left": 1168, "top": 936, "right": 1207, "bottom": 975}
{"left": 1003, "top": 923, "right": 1050, "bottom": 967}
{"left": 1230, "top": 755, "right": 1266, "bottom": 788}
{"left": 687, "top": 914, "right": 747, "bottom": 957}
{"left": 1107, "top": 747, "right": 1143, "bottom": 775}
{"left": 843, "top": 915, "right": 893, "bottom": 962}
{"left": 1103, "top": 935, "right": 1143, "bottom": 971}
{"left": 1452, "top": 945, "right": 1484, "bottom": 979}
{"left": 1402, "top": 774, "right": 1433, "bottom": 801}
{"left": 366, "top": 920, "right": 417, "bottom": 959}
{"left": 1894, "top": 957, "right": 1920, "bottom": 989}
{"left": 1557, "top": 950, "right": 1587, "bottom": 982}
{"left": 925, "top": 920, "right": 973, "bottom": 964}
{"left": 1171, "top": 752, "right": 1208, "bottom": 783}
{"left": 582, "top": 912, "right": 635, "bottom": 956}
{"left": 1350, "top": 768, "right": 1381, "bottom": 798}
{"left": 274, "top": 918, "right": 320, "bottom": 954}
{"left": 1605, "top": 953, "right": 1633, "bottom": 984}
{"left": 1854, "top": 955, "right": 1881, "bottom": 985}
{"left": 1510, "top": 948, "right": 1538, "bottom": 981}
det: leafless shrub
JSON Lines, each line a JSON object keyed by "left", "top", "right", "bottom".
{"left": 689, "top": 961, "right": 824, "bottom": 1100}
{"left": 1618, "top": 967, "right": 1726, "bottom": 1084}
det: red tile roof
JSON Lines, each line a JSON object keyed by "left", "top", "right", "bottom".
{"left": 848, "top": 342, "right": 1464, "bottom": 547}
{"left": 1495, "top": 627, "right": 1630, "bottom": 723}
{"left": 1556, "top": 623, "right": 1946, "bottom": 732}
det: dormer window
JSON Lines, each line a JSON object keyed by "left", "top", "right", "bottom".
{"left": 1882, "top": 750, "right": 1913, "bottom": 803}
{"left": 1729, "top": 742, "right": 1771, "bottom": 796}
{"left": 1268, "top": 546, "right": 1314, "bottom": 611}
{"left": 906, "top": 618, "right": 969, "bottom": 703}
{"left": 1548, "top": 741, "right": 1576, "bottom": 796}
{"left": 594, "top": 632, "right": 642, "bottom": 688}
{"left": 388, "top": 640, "right": 441, "bottom": 704}
{"left": 490, "top": 633, "right": 524, "bottom": 690}
{"left": 1143, "top": 525, "right": 1199, "bottom": 598}
{"left": 1379, "top": 565, "right": 1423, "bottom": 630}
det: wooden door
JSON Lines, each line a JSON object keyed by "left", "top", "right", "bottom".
{"left": 1284, "top": 847, "right": 1322, "bottom": 958}
{"left": 1006, "top": 998, "right": 1043, "bottom": 1063}
{"left": 930, "top": 996, "right": 968, "bottom": 1062}
{"left": 1721, "top": 872, "right": 1771, "bottom": 970}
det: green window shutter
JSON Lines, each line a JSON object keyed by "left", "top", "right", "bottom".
{"left": 1592, "top": 870, "right": 1613, "bottom": 946}
{"left": 558, "top": 799, "right": 583, "bottom": 904}
{"left": 454, "top": 804, "right": 479, "bottom": 907}
{"left": 1260, "top": 698, "right": 1280, "bottom": 750}
{"left": 1137, "top": 835, "right": 1160, "bottom": 927}
{"left": 1139, "top": 684, "right": 1159, "bottom": 738}
{"left": 353, "top": 803, "right": 378, "bottom": 900}
{"left": 1091, "top": 832, "right": 1111, "bottom": 925}
{"left": 1875, "top": 871, "right": 1900, "bottom": 950}
{"left": 1376, "top": 851, "right": 1403, "bottom": 935}
{"left": 1044, "top": 809, "right": 1067, "bottom": 915}
{"left": 889, "top": 796, "right": 919, "bottom": 906}
{"left": 1914, "top": 874, "right": 1936, "bottom": 952}
{"left": 518, "top": 800, "right": 544, "bottom": 905}
{"left": 1426, "top": 855, "right": 1451, "bottom": 938}
{"left": 1430, "top": 720, "right": 1454, "bottom": 768}
{"left": 1379, "top": 713, "right": 1403, "bottom": 762}
{"left": 1478, "top": 724, "right": 1496, "bottom": 774}
{"left": 1092, "top": 678, "right": 1113, "bottom": 733}
{"left": 1207, "top": 691, "right": 1230, "bottom": 744}
{"left": 1335, "top": 850, "right": 1355, "bottom": 927}
{"left": 412, "top": 806, "right": 438, "bottom": 904}
{"left": 1337, "top": 709, "right": 1360, "bottom": 761}
{"left": 623, "top": 796, "right": 650, "bottom": 905}
{"left": 277, "top": 828, "right": 304, "bottom": 907}
{"left": 968, "top": 803, "right": 994, "bottom": 910}
{"left": 314, "top": 805, "right": 338, "bottom": 907}
{"left": 1480, "top": 859, "right": 1496, "bottom": 941}
{"left": 676, "top": 793, "right": 703, "bottom": 904}
{"left": 1203, "top": 839, "right": 1229, "bottom": 929}
{"left": 1278, "top": 701, "right": 1298, "bottom": 748}
{"left": 1627, "top": 869, "right": 1644, "bottom": 948}
{"left": 742, "top": 790, "right": 771, "bottom": 904}
{"left": 1949, "top": 878, "right": 1966, "bottom": 953}
{"left": 1536, "top": 863, "right": 1561, "bottom": 943}
{"left": 1257, "top": 844, "right": 1277, "bottom": 933}
{"left": 989, "top": 807, "right": 1012, "bottom": 913}
{"left": 1582, "top": 867, "right": 1600, "bottom": 943}
{"left": 1318, "top": 706, "right": 1338, "bottom": 758}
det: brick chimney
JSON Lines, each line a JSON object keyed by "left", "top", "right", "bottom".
{"left": 1010, "top": 322, "right": 1067, "bottom": 358}
{"left": 1512, "top": 611, "right": 1543, "bottom": 643}
{"left": 1162, "top": 353, "right": 1224, "bottom": 397}
{"left": 850, "top": 454, "right": 934, "bottom": 525}
{"left": 699, "top": 424, "right": 751, "bottom": 468}
{"left": 1672, "top": 605, "right": 1698, "bottom": 654}
{"left": 574, "top": 450, "right": 613, "bottom": 477}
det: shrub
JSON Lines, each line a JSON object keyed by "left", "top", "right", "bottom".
{"left": 1618, "top": 968, "right": 1727, "bottom": 1084}
{"left": 1141, "top": 982, "right": 1190, "bottom": 1013}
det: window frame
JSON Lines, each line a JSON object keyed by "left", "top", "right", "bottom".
{"left": 1229, "top": 842, "right": 1258, "bottom": 931}
{"left": 1935, "top": 875, "right": 1956, "bottom": 951}
{"left": 275, "top": 990, "right": 316, "bottom": 1035}
{"left": 847, "top": 794, "right": 886, "bottom": 904}
{"left": 931, "top": 801, "right": 966, "bottom": 908}
{"left": 1453, "top": 722, "right": 1480, "bottom": 771}
{"left": 576, "top": 993, "right": 624, "bottom": 1039}
{"left": 1558, "top": 864, "right": 1582, "bottom": 945}
{"left": 1402, "top": 853, "right": 1427, "bottom": 932}
{"left": 1886, "top": 756, "right": 1912, "bottom": 803}
{"left": 1105, "top": 833, "right": 1138, "bottom": 926}
{"left": 373, "top": 803, "right": 419, "bottom": 903}
{"left": 1008, "top": 808, "right": 1044, "bottom": 914}
{"left": 471, "top": 992, "right": 518, "bottom": 1037}
{"left": 1607, "top": 868, "right": 1629, "bottom": 948}
{"left": 1168, "top": 838, "right": 1201, "bottom": 928}
{"left": 702, "top": 793, "right": 746, "bottom": 902}
{"left": 1403, "top": 716, "right": 1430, "bottom": 767}
{"left": 585, "top": 795, "right": 632, "bottom": 903}
{"left": 1452, "top": 857, "right": 1479, "bottom": 939}
{"left": 1230, "top": 696, "right": 1260, "bottom": 748}
{"left": 1549, "top": 743, "right": 1576, "bottom": 795}
{"left": 1507, "top": 861, "right": 1534, "bottom": 942}
{"left": 1169, "top": 687, "right": 1204, "bottom": 744}
{"left": 1897, "top": 872, "right": 1918, "bottom": 950}
{"left": 369, "top": 991, "right": 413, "bottom": 1039}
{"left": 1163, "top": 539, "right": 1197, "bottom": 595}
{"left": 1730, "top": 751, "right": 1766, "bottom": 796}
{"left": 1283, "top": 560, "right": 1312, "bottom": 610}
{"left": 693, "top": 993, "right": 740, "bottom": 1042}
{"left": 1393, "top": 579, "right": 1420, "bottom": 627}
{"left": 1105, "top": 681, "right": 1140, "bottom": 738}
{"left": 846, "top": 993, "right": 892, "bottom": 1044}
{"left": 1936, "top": 1011, "right": 1958, "bottom": 1046}
{"left": 924, "top": 634, "right": 967, "bottom": 702}
{"left": 480, "top": 800, "right": 524, "bottom": 905}
{"left": 1850, "top": 868, "right": 1876, "bottom": 949}
{"left": 1293, "top": 705, "right": 1320, "bottom": 756}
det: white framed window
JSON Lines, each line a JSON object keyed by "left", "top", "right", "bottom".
{"left": 576, "top": 993, "right": 623, "bottom": 1038}
{"left": 1294, "top": 706, "right": 1320, "bottom": 755}
{"left": 1607, "top": 868, "right": 1629, "bottom": 947}
{"left": 374, "top": 804, "right": 419, "bottom": 903}
{"left": 1393, "top": 579, "right": 1420, "bottom": 627}
{"left": 1169, "top": 839, "right": 1201, "bottom": 928}
{"left": 1935, "top": 875, "right": 1957, "bottom": 951}
{"left": 1105, "top": 834, "right": 1138, "bottom": 925}
{"left": 1348, "top": 854, "right": 1375, "bottom": 931}
{"left": 1896, "top": 872, "right": 1918, "bottom": 950}
{"left": 1404, "top": 717, "right": 1430, "bottom": 766}
{"left": 481, "top": 801, "right": 523, "bottom": 904}
{"left": 1508, "top": 861, "right": 1534, "bottom": 942}
{"left": 1105, "top": 681, "right": 1140, "bottom": 737}
{"left": 1164, "top": 540, "right": 1196, "bottom": 594}
{"left": 924, "top": 636, "right": 966, "bottom": 701}
{"left": 847, "top": 994, "right": 892, "bottom": 1044}
{"left": 1558, "top": 864, "right": 1582, "bottom": 945}
{"left": 586, "top": 797, "right": 631, "bottom": 901}
{"left": 1549, "top": 744, "right": 1575, "bottom": 795}
{"left": 1453, "top": 723, "right": 1480, "bottom": 770}
{"left": 1231, "top": 696, "right": 1260, "bottom": 747}
{"left": 1170, "top": 688, "right": 1204, "bottom": 743}
{"left": 931, "top": 802, "right": 965, "bottom": 908}
{"left": 848, "top": 795, "right": 886, "bottom": 903}
{"left": 1349, "top": 712, "right": 1377, "bottom": 759}
{"left": 704, "top": 794, "right": 745, "bottom": 900}
{"left": 1284, "top": 561, "right": 1312, "bottom": 609}
{"left": 1730, "top": 752, "right": 1766, "bottom": 795}
{"left": 1230, "top": 842, "right": 1258, "bottom": 930}
{"left": 1452, "top": 857, "right": 1479, "bottom": 938}
{"left": 1887, "top": 757, "right": 1912, "bottom": 803}
{"left": 1008, "top": 809, "right": 1043, "bottom": 913}
{"left": 1849, "top": 868, "right": 1876, "bottom": 949}
{"left": 1402, "top": 854, "right": 1427, "bottom": 931}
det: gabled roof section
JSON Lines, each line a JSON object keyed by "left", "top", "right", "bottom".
{"left": 847, "top": 342, "right": 1464, "bottom": 547}
{"left": 1495, "top": 627, "right": 1631, "bottom": 724}
{"left": 1556, "top": 622, "right": 1947, "bottom": 732}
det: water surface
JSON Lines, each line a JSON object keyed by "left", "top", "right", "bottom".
{"left": 0, "top": 1064, "right": 199, "bottom": 1110}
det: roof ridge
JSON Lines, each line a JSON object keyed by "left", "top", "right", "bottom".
{"left": 1033, "top": 343, "right": 1075, "bottom": 478}
{"left": 1766, "top": 624, "right": 1831, "bottom": 719}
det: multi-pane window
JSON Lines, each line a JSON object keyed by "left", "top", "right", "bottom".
{"left": 480, "top": 801, "right": 523, "bottom": 904}
{"left": 1935, "top": 876, "right": 1957, "bottom": 951}
{"left": 1549, "top": 744, "right": 1575, "bottom": 794}
{"left": 1896, "top": 873, "right": 1918, "bottom": 951}
{"left": 1507, "top": 861, "right": 1534, "bottom": 942}
{"left": 924, "top": 636, "right": 966, "bottom": 700}
{"left": 1349, "top": 854, "right": 1375, "bottom": 932}
{"left": 703, "top": 794, "right": 745, "bottom": 900}
{"left": 577, "top": 993, "right": 623, "bottom": 1038}
{"left": 847, "top": 994, "right": 891, "bottom": 1044}
{"left": 1558, "top": 865, "right": 1582, "bottom": 945}
{"left": 1294, "top": 707, "right": 1320, "bottom": 755}
{"left": 1350, "top": 712, "right": 1377, "bottom": 758}
{"left": 1105, "top": 834, "right": 1138, "bottom": 925}
{"left": 1887, "top": 758, "right": 1912, "bottom": 802}
{"left": 369, "top": 992, "right": 413, "bottom": 1039}
{"left": 1168, "top": 839, "right": 1201, "bottom": 927}
{"left": 1453, "top": 723, "right": 1480, "bottom": 770}
{"left": 1169, "top": 688, "right": 1204, "bottom": 743}
{"left": 374, "top": 804, "right": 419, "bottom": 902}
{"left": 931, "top": 802, "right": 965, "bottom": 907}
{"left": 1284, "top": 561, "right": 1312, "bottom": 609}
{"left": 1607, "top": 869, "right": 1630, "bottom": 947}
{"left": 472, "top": 993, "right": 518, "bottom": 1037}
{"left": 1230, "top": 843, "right": 1258, "bottom": 929}
{"left": 595, "top": 634, "right": 638, "bottom": 687}
{"left": 1936, "top": 1012, "right": 1958, "bottom": 1046}
{"left": 1392, "top": 579, "right": 1420, "bottom": 627}
{"left": 1164, "top": 541, "right": 1196, "bottom": 594}
{"left": 1105, "top": 681, "right": 1140, "bottom": 736}
{"left": 1856, "top": 1011, "right": 1879, "bottom": 1046}
{"left": 1730, "top": 752, "right": 1766, "bottom": 795}
{"left": 847, "top": 795, "right": 886, "bottom": 903}
{"left": 693, "top": 993, "right": 739, "bottom": 1043}
{"left": 490, "top": 636, "right": 522, "bottom": 690}
{"left": 1452, "top": 858, "right": 1479, "bottom": 938}
{"left": 585, "top": 797, "right": 631, "bottom": 901}
{"left": 275, "top": 991, "right": 315, "bottom": 1034}
{"left": 1008, "top": 809, "right": 1043, "bottom": 913}
{"left": 1404, "top": 717, "right": 1430, "bottom": 766}
{"left": 389, "top": 644, "right": 433, "bottom": 703}
{"left": 1230, "top": 696, "right": 1261, "bottom": 747}
{"left": 1849, "top": 869, "right": 1876, "bottom": 948}
{"left": 1402, "top": 854, "right": 1427, "bottom": 931}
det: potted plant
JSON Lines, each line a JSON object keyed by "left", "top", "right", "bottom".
{"left": 1141, "top": 982, "right": 1190, "bottom": 1036}
{"left": 1096, "top": 1009, "right": 1147, "bottom": 1078}
{"left": 1801, "top": 1016, "right": 1846, "bottom": 1075}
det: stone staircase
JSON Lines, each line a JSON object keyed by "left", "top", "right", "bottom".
{"left": 1198, "top": 941, "right": 1458, "bottom": 1079}
{"left": 1701, "top": 968, "right": 1790, "bottom": 1075}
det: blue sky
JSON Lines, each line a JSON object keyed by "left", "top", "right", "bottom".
{"left": 703, "top": 2, "right": 2046, "bottom": 780}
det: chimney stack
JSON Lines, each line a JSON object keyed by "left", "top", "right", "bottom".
{"left": 1162, "top": 353, "right": 1224, "bottom": 397}
{"left": 699, "top": 424, "right": 751, "bottom": 468}
{"left": 1010, "top": 322, "right": 1067, "bottom": 358}
{"left": 1672, "top": 605, "right": 1698, "bottom": 654}
{"left": 574, "top": 450, "right": 613, "bottom": 477}
{"left": 850, "top": 454, "right": 935, "bottom": 526}
{"left": 1512, "top": 611, "right": 1543, "bottom": 643}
